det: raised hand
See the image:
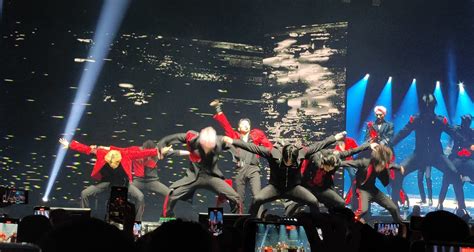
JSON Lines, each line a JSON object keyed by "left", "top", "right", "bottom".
{"left": 335, "top": 131, "right": 347, "bottom": 141}
{"left": 59, "top": 138, "right": 69, "bottom": 149}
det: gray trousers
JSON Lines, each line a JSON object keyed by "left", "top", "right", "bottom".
{"left": 128, "top": 177, "right": 171, "bottom": 221}
{"left": 249, "top": 184, "right": 320, "bottom": 218}
{"left": 234, "top": 165, "right": 262, "bottom": 212}
{"left": 163, "top": 173, "right": 241, "bottom": 217}
{"left": 81, "top": 182, "right": 146, "bottom": 221}
{"left": 284, "top": 187, "right": 345, "bottom": 216}
{"left": 356, "top": 188, "right": 402, "bottom": 223}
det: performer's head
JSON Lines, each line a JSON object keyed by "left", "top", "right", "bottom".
{"left": 419, "top": 93, "right": 437, "bottom": 116}
{"left": 461, "top": 114, "right": 472, "bottom": 129}
{"left": 282, "top": 144, "right": 299, "bottom": 166}
{"left": 371, "top": 145, "right": 393, "bottom": 173}
{"left": 321, "top": 154, "right": 339, "bottom": 172}
{"left": 142, "top": 139, "right": 156, "bottom": 149}
{"left": 374, "top": 106, "right": 387, "bottom": 122}
{"left": 142, "top": 139, "right": 158, "bottom": 162}
{"left": 199, "top": 127, "right": 217, "bottom": 152}
{"left": 238, "top": 118, "right": 251, "bottom": 134}
{"left": 104, "top": 150, "right": 122, "bottom": 169}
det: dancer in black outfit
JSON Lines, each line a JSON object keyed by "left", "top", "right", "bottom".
{"left": 223, "top": 131, "right": 347, "bottom": 217}
{"left": 341, "top": 145, "right": 405, "bottom": 223}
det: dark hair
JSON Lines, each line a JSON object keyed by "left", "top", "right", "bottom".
{"left": 282, "top": 144, "right": 299, "bottom": 165}
{"left": 321, "top": 154, "right": 339, "bottom": 167}
{"left": 461, "top": 114, "right": 472, "bottom": 127}
{"left": 420, "top": 93, "right": 437, "bottom": 113}
{"left": 371, "top": 145, "right": 393, "bottom": 167}
{"left": 142, "top": 139, "right": 156, "bottom": 149}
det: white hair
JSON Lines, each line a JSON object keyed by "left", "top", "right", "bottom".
{"left": 199, "top": 127, "right": 217, "bottom": 149}
{"left": 374, "top": 106, "right": 387, "bottom": 116}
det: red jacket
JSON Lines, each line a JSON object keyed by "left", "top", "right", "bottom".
{"left": 69, "top": 141, "right": 158, "bottom": 182}
{"left": 213, "top": 112, "right": 272, "bottom": 150}
{"left": 334, "top": 137, "right": 358, "bottom": 160}
{"left": 110, "top": 146, "right": 157, "bottom": 178}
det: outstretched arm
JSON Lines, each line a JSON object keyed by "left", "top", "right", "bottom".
{"left": 340, "top": 159, "right": 369, "bottom": 170}
{"left": 337, "top": 142, "right": 373, "bottom": 159}
{"left": 157, "top": 133, "right": 187, "bottom": 149}
{"left": 60, "top": 138, "right": 96, "bottom": 155}
{"left": 305, "top": 131, "right": 346, "bottom": 157}
{"left": 223, "top": 136, "right": 272, "bottom": 158}
{"left": 391, "top": 119, "right": 415, "bottom": 147}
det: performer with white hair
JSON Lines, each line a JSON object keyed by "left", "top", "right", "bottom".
{"left": 157, "top": 127, "right": 242, "bottom": 217}
{"left": 363, "top": 105, "right": 409, "bottom": 209}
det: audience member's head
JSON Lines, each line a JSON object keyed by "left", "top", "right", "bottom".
{"left": 40, "top": 218, "right": 134, "bottom": 252}
{"left": 17, "top": 215, "right": 52, "bottom": 245}
{"left": 421, "top": 210, "right": 470, "bottom": 242}
{"left": 146, "top": 219, "right": 212, "bottom": 252}
{"left": 48, "top": 209, "right": 70, "bottom": 228}
{"left": 411, "top": 205, "right": 421, "bottom": 217}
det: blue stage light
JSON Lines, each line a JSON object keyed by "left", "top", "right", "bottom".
{"left": 394, "top": 79, "right": 418, "bottom": 132}
{"left": 359, "top": 76, "right": 392, "bottom": 144}
{"left": 346, "top": 75, "right": 369, "bottom": 141}
{"left": 43, "top": 0, "right": 130, "bottom": 202}
{"left": 453, "top": 82, "right": 473, "bottom": 126}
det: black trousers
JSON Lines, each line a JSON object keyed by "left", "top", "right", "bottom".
{"left": 163, "top": 173, "right": 241, "bottom": 217}
{"left": 393, "top": 153, "right": 465, "bottom": 209}
{"left": 417, "top": 166, "right": 433, "bottom": 202}
{"left": 249, "top": 184, "right": 320, "bottom": 218}
{"left": 438, "top": 158, "right": 474, "bottom": 207}
{"left": 356, "top": 188, "right": 403, "bottom": 223}
{"left": 128, "top": 177, "right": 171, "bottom": 221}
{"left": 284, "top": 186, "right": 345, "bottom": 216}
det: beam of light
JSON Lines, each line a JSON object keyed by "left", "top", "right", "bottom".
{"left": 0, "top": 0, "right": 3, "bottom": 20}
{"left": 447, "top": 44, "right": 458, "bottom": 119}
{"left": 434, "top": 81, "right": 450, "bottom": 121}
{"left": 394, "top": 79, "right": 418, "bottom": 132}
{"left": 43, "top": 0, "right": 130, "bottom": 202}
{"left": 359, "top": 76, "right": 393, "bottom": 143}
{"left": 453, "top": 82, "right": 473, "bottom": 126}
{"left": 434, "top": 81, "right": 452, "bottom": 148}
{"left": 346, "top": 74, "right": 369, "bottom": 142}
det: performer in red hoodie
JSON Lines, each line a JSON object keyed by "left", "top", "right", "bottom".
{"left": 104, "top": 140, "right": 189, "bottom": 221}
{"left": 210, "top": 100, "right": 272, "bottom": 212}
{"left": 58, "top": 138, "right": 159, "bottom": 214}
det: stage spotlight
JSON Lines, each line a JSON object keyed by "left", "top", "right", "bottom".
{"left": 434, "top": 81, "right": 449, "bottom": 120}
{"left": 454, "top": 83, "right": 472, "bottom": 125}
{"left": 394, "top": 79, "right": 418, "bottom": 131}
{"left": 346, "top": 75, "right": 369, "bottom": 141}
{"left": 388, "top": 76, "right": 392, "bottom": 82}
{"left": 42, "top": 196, "right": 48, "bottom": 203}
{"left": 42, "top": 0, "right": 131, "bottom": 202}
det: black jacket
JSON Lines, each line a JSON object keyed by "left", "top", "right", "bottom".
{"left": 303, "top": 142, "right": 371, "bottom": 189}
{"left": 340, "top": 159, "right": 401, "bottom": 191}
{"left": 391, "top": 114, "right": 459, "bottom": 158}
{"left": 157, "top": 131, "right": 229, "bottom": 188}
{"left": 233, "top": 136, "right": 337, "bottom": 190}
{"left": 364, "top": 120, "right": 394, "bottom": 145}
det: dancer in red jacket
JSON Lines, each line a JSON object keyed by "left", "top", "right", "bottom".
{"left": 210, "top": 100, "right": 272, "bottom": 212}
{"left": 58, "top": 138, "right": 159, "bottom": 216}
